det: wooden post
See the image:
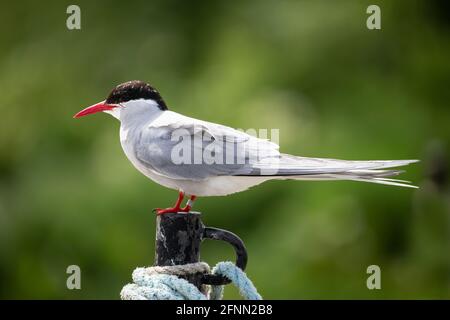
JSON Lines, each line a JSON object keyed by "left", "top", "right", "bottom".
{"left": 155, "top": 212, "right": 247, "bottom": 291}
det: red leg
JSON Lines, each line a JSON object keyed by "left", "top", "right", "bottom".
{"left": 179, "top": 195, "right": 197, "bottom": 212}
{"left": 154, "top": 191, "right": 185, "bottom": 215}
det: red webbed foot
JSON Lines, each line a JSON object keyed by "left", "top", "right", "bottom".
{"left": 153, "top": 193, "right": 197, "bottom": 215}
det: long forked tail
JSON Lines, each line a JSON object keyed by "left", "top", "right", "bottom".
{"left": 258, "top": 155, "right": 419, "bottom": 188}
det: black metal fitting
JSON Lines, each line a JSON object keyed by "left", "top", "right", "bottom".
{"left": 155, "top": 212, "right": 247, "bottom": 290}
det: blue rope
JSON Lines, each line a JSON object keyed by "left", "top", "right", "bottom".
{"left": 210, "top": 261, "right": 262, "bottom": 300}
{"left": 121, "top": 261, "right": 262, "bottom": 300}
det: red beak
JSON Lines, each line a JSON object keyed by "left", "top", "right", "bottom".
{"left": 73, "top": 101, "right": 115, "bottom": 118}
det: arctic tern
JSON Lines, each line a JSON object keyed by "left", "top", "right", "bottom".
{"left": 74, "top": 80, "right": 418, "bottom": 214}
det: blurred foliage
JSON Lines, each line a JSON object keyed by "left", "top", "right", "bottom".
{"left": 0, "top": 0, "right": 449, "bottom": 299}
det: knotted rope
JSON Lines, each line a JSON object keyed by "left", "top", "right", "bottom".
{"left": 120, "top": 261, "right": 262, "bottom": 300}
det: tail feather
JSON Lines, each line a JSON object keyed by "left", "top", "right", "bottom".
{"left": 343, "top": 176, "right": 418, "bottom": 188}
{"left": 253, "top": 156, "right": 419, "bottom": 188}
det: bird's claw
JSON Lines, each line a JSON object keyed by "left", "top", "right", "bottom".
{"left": 153, "top": 206, "right": 191, "bottom": 215}
{"left": 154, "top": 208, "right": 177, "bottom": 215}
{"left": 181, "top": 205, "right": 191, "bottom": 212}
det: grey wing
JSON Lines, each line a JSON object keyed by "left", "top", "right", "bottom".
{"left": 133, "top": 119, "right": 417, "bottom": 187}
{"left": 134, "top": 122, "right": 280, "bottom": 181}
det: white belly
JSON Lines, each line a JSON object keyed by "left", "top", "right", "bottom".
{"left": 164, "top": 175, "right": 270, "bottom": 196}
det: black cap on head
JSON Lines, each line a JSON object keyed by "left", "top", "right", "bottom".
{"left": 105, "top": 80, "right": 168, "bottom": 110}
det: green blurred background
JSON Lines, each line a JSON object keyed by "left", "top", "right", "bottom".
{"left": 0, "top": 0, "right": 449, "bottom": 299}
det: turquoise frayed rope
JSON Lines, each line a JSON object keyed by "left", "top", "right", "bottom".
{"left": 120, "top": 261, "right": 262, "bottom": 300}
